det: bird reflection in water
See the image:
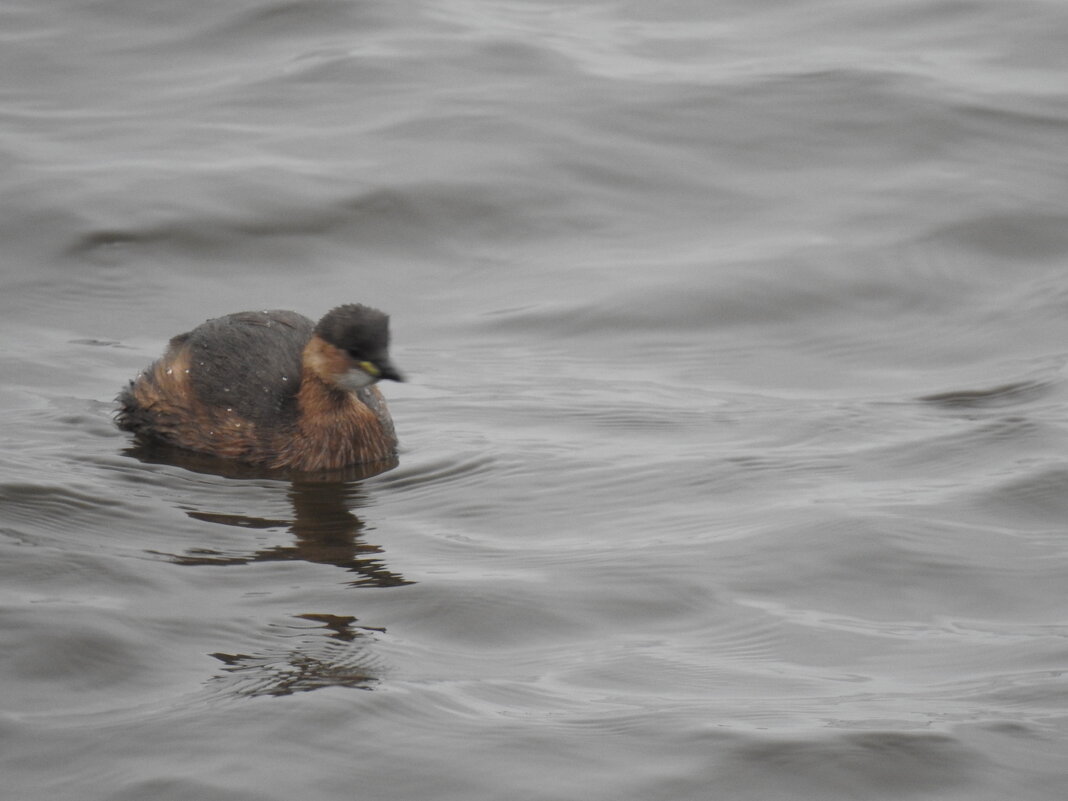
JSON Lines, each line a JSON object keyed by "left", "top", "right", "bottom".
{"left": 178, "top": 478, "right": 409, "bottom": 588}
{"left": 124, "top": 442, "right": 408, "bottom": 696}
{"left": 127, "top": 441, "right": 411, "bottom": 588}
{"left": 209, "top": 614, "right": 390, "bottom": 696}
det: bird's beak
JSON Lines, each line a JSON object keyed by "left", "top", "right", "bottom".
{"left": 361, "top": 359, "right": 404, "bottom": 383}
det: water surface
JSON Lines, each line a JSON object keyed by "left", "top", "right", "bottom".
{"left": 3, "top": 1, "right": 1068, "bottom": 799}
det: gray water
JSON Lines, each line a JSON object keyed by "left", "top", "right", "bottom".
{"left": 3, "top": 1, "right": 1068, "bottom": 799}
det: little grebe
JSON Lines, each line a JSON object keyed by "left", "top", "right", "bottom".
{"left": 116, "top": 304, "right": 403, "bottom": 471}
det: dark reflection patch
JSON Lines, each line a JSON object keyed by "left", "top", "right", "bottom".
{"left": 208, "top": 615, "right": 388, "bottom": 697}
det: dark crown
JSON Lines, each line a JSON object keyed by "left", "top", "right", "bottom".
{"left": 315, "top": 304, "right": 391, "bottom": 357}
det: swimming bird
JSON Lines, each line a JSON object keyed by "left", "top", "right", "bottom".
{"left": 116, "top": 304, "right": 403, "bottom": 471}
